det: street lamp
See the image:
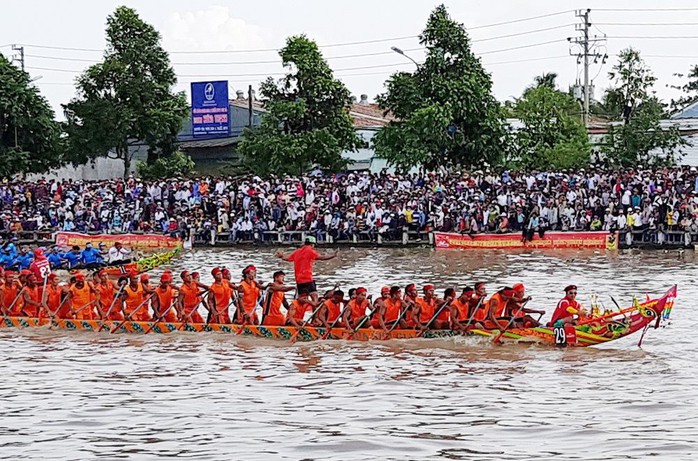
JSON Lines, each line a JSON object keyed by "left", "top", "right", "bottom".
{"left": 390, "top": 46, "right": 419, "bottom": 68}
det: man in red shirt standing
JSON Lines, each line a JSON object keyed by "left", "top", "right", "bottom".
{"left": 29, "top": 248, "right": 51, "bottom": 281}
{"left": 275, "top": 236, "right": 337, "bottom": 303}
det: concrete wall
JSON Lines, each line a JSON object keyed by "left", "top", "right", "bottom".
{"left": 25, "top": 145, "right": 148, "bottom": 181}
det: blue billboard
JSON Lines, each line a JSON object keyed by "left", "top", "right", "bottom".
{"left": 191, "top": 80, "right": 229, "bottom": 137}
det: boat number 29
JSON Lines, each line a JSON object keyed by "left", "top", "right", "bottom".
{"left": 554, "top": 326, "right": 566, "bottom": 345}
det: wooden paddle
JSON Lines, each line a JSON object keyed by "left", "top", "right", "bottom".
{"left": 110, "top": 293, "right": 155, "bottom": 333}
{"left": 492, "top": 299, "right": 531, "bottom": 344}
{"left": 236, "top": 288, "right": 268, "bottom": 335}
{"left": 416, "top": 298, "right": 454, "bottom": 338}
{"left": 381, "top": 300, "right": 414, "bottom": 340}
{"left": 176, "top": 292, "right": 210, "bottom": 332}
{"left": 143, "top": 302, "right": 178, "bottom": 335}
{"left": 289, "top": 301, "right": 326, "bottom": 344}
{"left": 0, "top": 286, "right": 27, "bottom": 324}
{"left": 96, "top": 284, "right": 126, "bottom": 332}
{"left": 345, "top": 303, "right": 379, "bottom": 340}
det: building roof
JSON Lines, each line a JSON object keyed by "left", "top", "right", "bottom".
{"left": 178, "top": 137, "right": 238, "bottom": 149}
{"left": 671, "top": 100, "right": 698, "bottom": 120}
{"left": 229, "top": 97, "right": 394, "bottom": 129}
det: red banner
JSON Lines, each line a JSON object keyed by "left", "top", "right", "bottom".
{"left": 55, "top": 232, "right": 182, "bottom": 251}
{"left": 434, "top": 231, "right": 618, "bottom": 250}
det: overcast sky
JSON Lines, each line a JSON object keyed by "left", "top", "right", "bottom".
{"left": 1, "top": 0, "right": 697, "bottom": 118}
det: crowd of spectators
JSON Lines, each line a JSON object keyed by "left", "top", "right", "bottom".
{"left": 3, "top": 166, "right": 698, "bottom": 244}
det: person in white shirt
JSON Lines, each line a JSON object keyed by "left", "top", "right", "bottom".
{"left": 108, "top": 242, "right": 132, "bottom": 265}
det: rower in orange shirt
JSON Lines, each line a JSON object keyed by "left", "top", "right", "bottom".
{"left": 177, "top": 270, "right": 206, "bottom": 324}
{"left": 403, "top": 283, "right": 419, "bottom": 328}
{"left": 21, "top": 274, "right": 42, "bottom": 318}
{"left": 451, "top": 287, "right": 475, "bottom": 331}
{"left": 285, "top": 290, "right": 316, "bottom": 327}
{"left": 236, "top": 265, "right": 263, "bottom": 324}
{"left": 42, "top": 274, "right": 67, "bottom": 319}
{"left": 151, "top": 271, "right": 178, "bottom": 323}
{"left": 413, "top": 284, "right": 438, "bottom": 330}
{"left": 67, "top": 273, "right": 97, "bottom": 320}
{"left": 209, "top": 267, "right": 232, "bottom": 324}
{"left": 262, "top": 271, "right": 295, "bottom": 326}
{"left": 509, "top": 283, "right": 544, "bottom": 328}
{"left": 373, "top": 286, "right": 408, "bottom": 330}
{"left": 121, "top": 270, "right": 152, "bottom": 322}
{"left": 343, "top": 287, "right": 371, "bottom": 331}
{"left": 468, "top": 282, "right": 489, "bottom": 328}
{"left": 276, "top": 237, "right": 338, "bottom": 304}
{"left": 316, "top": 289, "right": 344, "bottom": 329}
{"left": 485, "top": 287, "right": 517, "bottom": 330}
{"left": 3, "top": 272, "right": 24, "bottom": 316}
{"left": 95, "top": 270, "right": 123, "bottom": 320}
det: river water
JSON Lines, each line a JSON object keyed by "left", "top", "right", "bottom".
{"left": 1, "top": 247, "right": 696, "bottom": 460}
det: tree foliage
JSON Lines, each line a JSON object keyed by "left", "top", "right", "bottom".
{"left": 63, "top": 6, "right": 187, "bottom": 178}
{"left": 512, "top": 80, "right": 590, "bottom": 169}
{"left": 238, "top": 35, "right": 363, "bottom": 175}
{"left": 136, "top": 150, "right": 194, "bottom": 180}
{"left": 670, "top": 65, "right": 698, "bottom": 114}
{"left": 374, "top": 4, "right": 507, "bottom": 171}
{"left": 601, "top": 48, "right": 685, "bottom": 166}
{"left": 0, "top": 54, "right": 63, "bottom": 177}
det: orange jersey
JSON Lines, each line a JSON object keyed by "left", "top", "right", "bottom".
{"left": 23, "top": 285, "right": 41, "bottom": 317}
{"left": 289, "top": 299, "right": 311, "bottom": 322}
{"left": 324, "top": 299, "right": 342, "bottom": 324}
{"left": 452, "top": 298, "right": 470, "bottom": 321}
{"left": 154, "top": 286, "right": 178, "bottom": 322}
{"left": 179, "top": 282, "right": 200, "bottom": 311}
{"left": 487, "top": 293, "right": 507, "bottom": 318}
{"left": 267, "top": 291, "right": 286, "bottom": 317}
{"left": 470, "top": 296, "right": 488, "bottom": 322}
{"left": 347, "top": 299, "right": 369, "bottom": 319}
{"left": 416, "top": 297, "right": 436, "bottom": 324}
{"left": 97, "top": 282, "right": 116, "bottom": 310}
{"left": 123, "top": 284, "right": 149, "bottom": 320}
{"left": 263, "top": 291, "right": 287, "bottom": 326}
{"left": 5, "top": 282, "right": 24, "bottom": 315}
{"left": 209, "top": 282, "right": 232, "bottom": 312}
{"left": 383, "top": 298, "right": 402, "bottom": 323}
{"left": 70, "top": 283, "right": 94, "bottom": 320}
{"left": 239, "top": 280, "right": 260, "bottom": 315}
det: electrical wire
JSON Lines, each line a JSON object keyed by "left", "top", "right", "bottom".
{"left": 594, "top": 7, "right": 698, "bottom": 12}
{"left": 596, "top": 22, "right": 698, "bottom": 26}
{"left": 607, "top": 35, "right": 698, "bottom": 39}
{"left": 466, "top": 10, "right": 573, "bottom": 30}
{"left": 479, "top": 38, "right": 567, "bottom": 55}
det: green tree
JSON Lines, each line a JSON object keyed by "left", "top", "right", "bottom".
{"left": 513, "top": 82, "right": 590, "bottom": 169}
{"left": 601, "top": 48, "right": 685, "bottom": 165}
{"left": 63, "top": 6, "right": 187, "bottom": 179}
{"left": 136, "top": 150, "right": 194, "bottom": 180}
{"left": 670, "top": 65, "right": 698, "bottom": 114}
{"left": 238, "top": 35, "right": 363, "bottom": 175}
{"left": 0, "top": 54, "right": 63, "bottom": 177}
{"left": 374, "top": 4, "right": 507, "bottom": 171}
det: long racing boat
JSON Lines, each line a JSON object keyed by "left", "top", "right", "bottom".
{"left": 0, "top": 286, "right": 676, "bottom": 347}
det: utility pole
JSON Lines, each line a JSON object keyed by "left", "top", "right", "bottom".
{"left": 569, "top": 10, "right": 606, "bottom": 127}
{"left": 11, "top": 44, "right": 24, "bottom": 71}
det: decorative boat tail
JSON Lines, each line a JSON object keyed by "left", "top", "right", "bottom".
{"left": 55, "top": 247, "right": 182, "bottom": 278}
{"left": 0, "top": 286, "right": 676, "bottom": 347}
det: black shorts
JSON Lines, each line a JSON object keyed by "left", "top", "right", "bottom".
{"left": 296, "top": 281, "right": 317, "bottom": 294}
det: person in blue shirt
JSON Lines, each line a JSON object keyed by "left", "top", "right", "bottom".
{"left": 81, "top": 242, "right": 104, "bottom": 269}
{"left": 15, "top": 246, "right": 34, "bottom": 271}
{"left": 4, "top": 237, "right": 18, "bottom": 261}
{"left": 62, "top": 246, "right": 83, "bottom": 269}
{"left": 47, "top": 246, "right": 64, "bottom": 269}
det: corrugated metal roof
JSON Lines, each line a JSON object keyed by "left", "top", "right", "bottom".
{"left": 179, "top": 137, "right": 238, "bottom": 149}
{"left": 671, "top": 101, "right": 698, "bottom": 120}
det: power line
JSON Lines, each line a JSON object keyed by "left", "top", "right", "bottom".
{"left": 594, "top": 7, "right": 698, "bottom": 12}
{"left": 466, "top": 10, "right": 573, "bottom": 30}
{"left": 485, "top": 55, "right": 568, "bottom": 66}
{"left": 596, "top": 22, "right": 698, "bottom": 26}
{"left": 22, "top": 23, "right": 573, "bottom": 66}
{"left": 479, "top": 38, "right": 566, "bottom": 55}
{"left": 607, "top": 35, "right": 698, "bottom": 39}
